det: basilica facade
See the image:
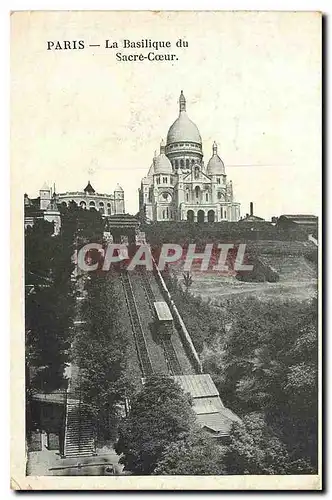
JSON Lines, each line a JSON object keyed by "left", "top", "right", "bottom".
{"left": 139, "top": 91, "right": 240, "bottom": 223}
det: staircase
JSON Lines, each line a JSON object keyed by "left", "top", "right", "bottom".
{"left": 63, "top": 397, "right": 96, "bottom": 458}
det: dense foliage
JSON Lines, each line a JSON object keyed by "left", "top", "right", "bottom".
{"left": 115, "top": 375, "right": 197, "bottom": 474}
{"left": 224, "top": 413, "right": 315, "bottom": 475}
{"left": 25, "top": 203, "right": 105, "bottom": 392}
{"left": 25, "top": 219, "right": 74, "bottom": 391}
{"left": 153, "top": 427, "right": 226, "bottom": 475}
{"left": 75, "top": 272, "right": 134, "bottom": 439}
{"left": 164, "top": 273, "right": 318, "bottom": 473}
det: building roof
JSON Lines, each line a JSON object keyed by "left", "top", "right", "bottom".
{"left": 192, "top": 396, "right": 224, "bottom": 415}
{"left": 278, "top": 214, "right": 318, "bottom": 225}
{"left": 197, "top": 407, "right": 241, "bottom": 435}
{"left": 172, "top": 374, "right": 242, "bottom": 437}
{"left": 239, "top": 215, "right": 266, "bottom": 223}
{"left": 106, "top": 214, "right": 138, "bottom": 228}
{"left": 166, "top": 91, "right": 202, "bottom": 146}
{"left": 173, "top": 374, "right": 219, "bottom": 398}
{"left": 84, "top": 181, "right": 95, "bottom": 194}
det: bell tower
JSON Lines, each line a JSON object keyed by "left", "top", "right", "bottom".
{"left": 40, "top": 182, "right": 51, "bottom": 210}
{"left": 114, "top": 184, "right": 125, "bottom": 214}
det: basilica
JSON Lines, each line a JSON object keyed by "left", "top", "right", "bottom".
{"left": 139, "top": 91, "right": 240, "bottom": 223}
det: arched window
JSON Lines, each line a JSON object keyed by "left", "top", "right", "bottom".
{"left": 195, "top": 167, "right": 199, "bottom": 179}
{"left": 186, "top": 159, "right": 189, "bottom": 168}
{"left": 197, "top": 210, "right": 205, "bottom": 223}
{"left": 187, "top": 210, "right": 194, "bottom": 222}
{"left": 191, "top": 159, "right": 195, "bottom": 165}
{"left": 195, "top": 186, "right": 200, "bottom": 198}
{"left": 206, "top": 192, "right": 208, "bottom": 202}
{"left": 175, "top": 159, "right": 179, "bottom": 168}
{"left": 89, "top": 201, "right": 95, "bottom": 207}
{"left": 208, "top": 210, "right": 215, "bottom": 222}
{"left": 186, "top": 191, "right": 189, "bottom": 202}
{"left": 180, "top": 159, "right": 184, "bottom": 167}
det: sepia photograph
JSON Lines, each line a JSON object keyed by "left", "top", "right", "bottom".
{"left": 11, "top": 10, "right": 321, "bottom": 490}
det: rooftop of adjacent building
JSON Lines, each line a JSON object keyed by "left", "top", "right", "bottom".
{"left": 173, "top": 374, "right": 242, "bottom": 437}
{"left": 36, "top": 181, "right": 124, "bottom": 199}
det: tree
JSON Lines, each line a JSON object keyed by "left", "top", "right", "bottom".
{"left": 224, "top": 413, "right": 291, "bottom": 475}
{"left": 154, "top": 428, "right": 225, "bottom": 475}
{"left": 115, "top": 375, "right": 196, "bottom": 474}
{"left": 25, "top": 219, "right": 75, "bottom": 392}
{"left": 75, "top": 273, "right": 134, "bottom": 439}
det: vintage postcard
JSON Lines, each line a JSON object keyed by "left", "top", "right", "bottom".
{"left": 11, "top": 10, "right": 322, "bottom": 490}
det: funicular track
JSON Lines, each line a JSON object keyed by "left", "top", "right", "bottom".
{"left": 121, "top": 271, "right": 153, "bottom": 377}
{"left": 138, "top": 269, "right": 183, "bottom": 376}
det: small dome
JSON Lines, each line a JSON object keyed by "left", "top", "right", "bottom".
{"left": 154, "top": 140, "right": 173, "bottom": 175}
{"left": 166, "top": 91, "right": 202, "bottom": 146}
{"left": 115, "top": 183, "right": 124, "bottom": 192}
{"left": 154, "top": 154, "right": 172, "bottom": 174}
{"left": 206, "top": 142, "right": 225, "bottom": 175}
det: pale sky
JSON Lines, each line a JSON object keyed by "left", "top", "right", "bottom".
{"left": 11, "top": 11, "right": 321, "bottom": 220}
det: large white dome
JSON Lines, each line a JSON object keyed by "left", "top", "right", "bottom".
{"left": 166, "top": 91, "right": 202, "bottom": 146}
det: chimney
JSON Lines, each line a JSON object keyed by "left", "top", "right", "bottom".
{"left": 250, "top": 202, "right": 254, "bottom": 217}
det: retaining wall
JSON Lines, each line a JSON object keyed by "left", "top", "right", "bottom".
{"left": 152, "top": 264, "right": 203, "bottom": 374}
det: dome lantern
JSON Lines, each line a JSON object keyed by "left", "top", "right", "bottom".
{"left": 179, "top": 90, "right": 186, "bottom": 112}
{"left": 160, "top": 138, "right": 166, "bottom": 154}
